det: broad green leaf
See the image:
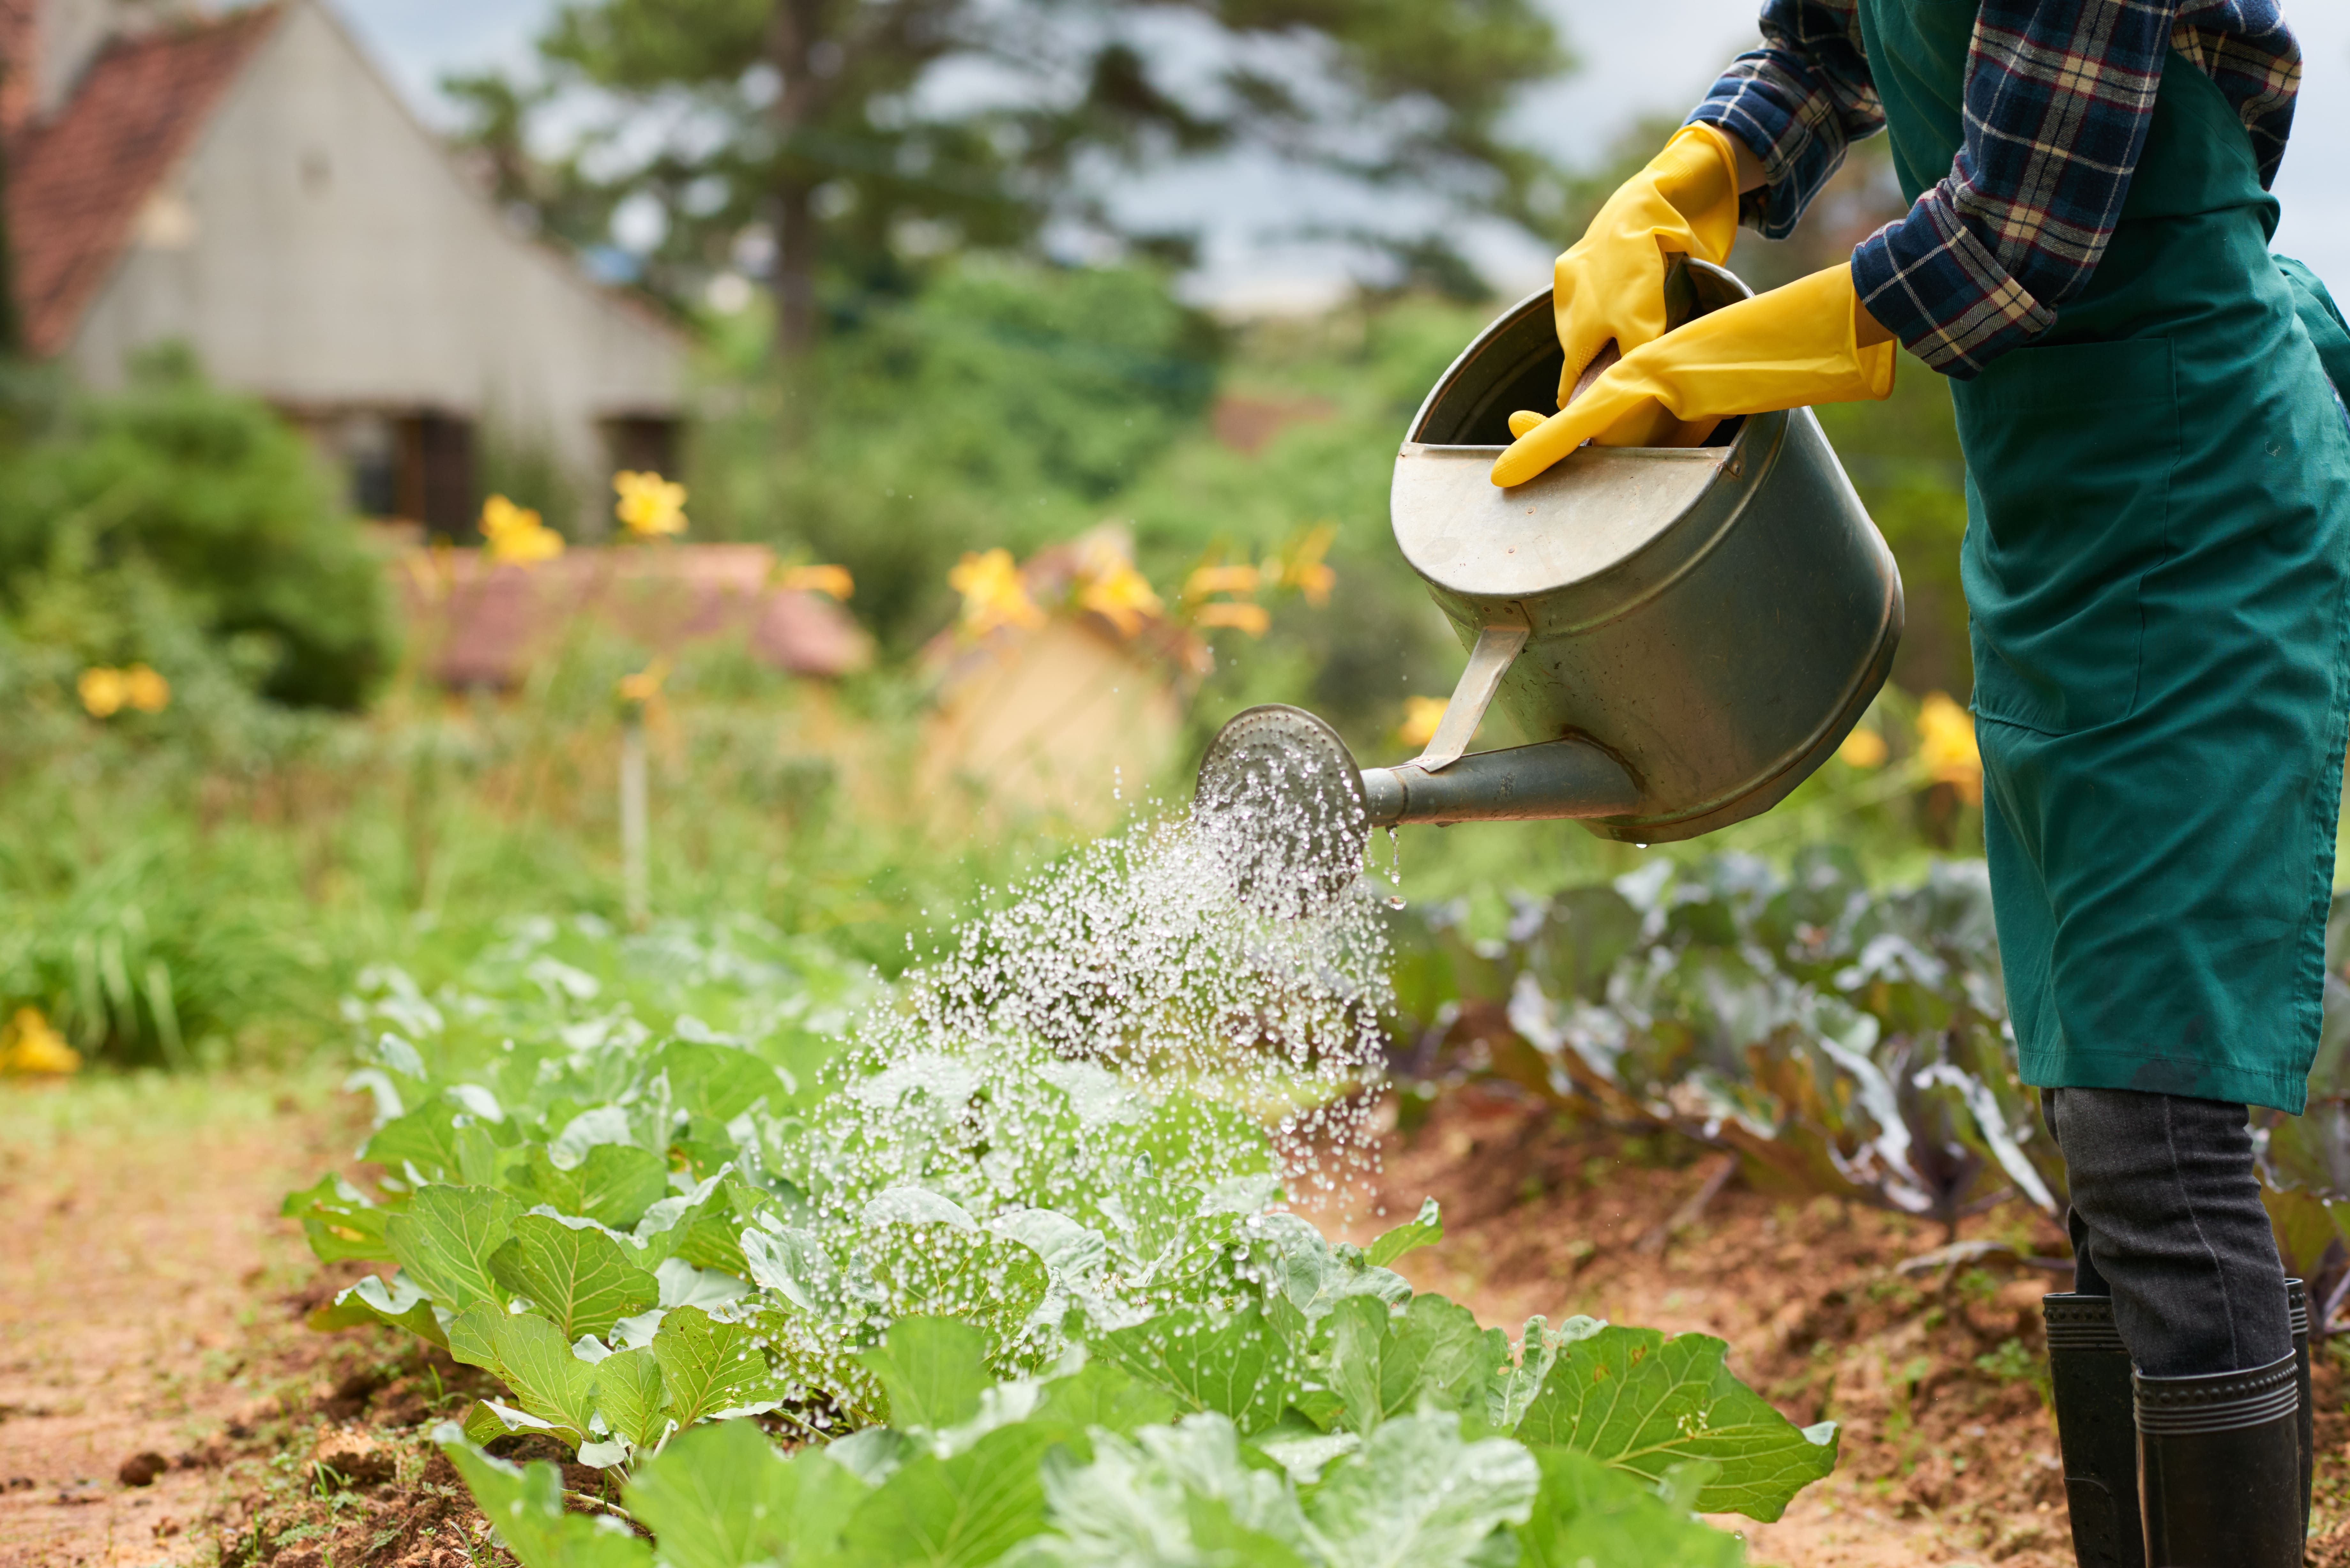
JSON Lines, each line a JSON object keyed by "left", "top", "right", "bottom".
{"left": 593, "top": 1346, "right": 670, "bottom": 1451}
{"left": 489, "top": 1213, "right": 661, "bottom": 1341}
{"left": 1299, "top": 1412, "right": 1538, "bottom": 1567}
{"left": 385, "top": 1184, "right": 518, "bottom": 1311}
{"left": 513, "top": 1143, "right": 672, "bottom": 1232}
{"left": 666, "top": 1175, "right": 769, "bottom": 1278}
{"left": 1028, "top": 1414, "right": 1309, "bottom": 1567}
{"left": 1245, "top": 1214, "right": 1412, "bottom": 1326}
{"left": 485, "top": 1310, "right": 600, "bottom": 1445}
{"left": 1514, "top": 1446, "right": 1745, "bottom": 1568}
{"left": 1329, "top": 1294, "right": 1510, "bottom": 1433}
{"left": 839, "top": 1421, "right": 1067, "bottom": 1568}
{"left": 622, "top": 1418, "right": 799, "bottom": 1568}
{"left": 281, "top": 1174, "right": 393, "bottom": 1264}
{"left": 1364, "top": 1198, "right": 1443, "bottom": 1270}
{"left": 862, "top": 1225, "right": 1051, "bottom": 1363}
{"left": 437, "top": 1430, "right": 652, "bottom": 1568}
{"left": 657, "top": 1039, "right": 786, "bottom": 1122}
{"left": 445, "top": 1302, "right": 504, "bottom": 1372}
{"left": 1030, "top": 1361, "right": 1179, "bottom": 1438}
{"left": 859, "top": 1315, "right": 995, "bottom": 1432}
{"left": 1487, "top": 1318, "right": 1603, "bottom": 1433}
{"left": 366, "top": 1101, "right": 503, "bottom": 1187}
{"left": 462, "top": 1398, "right": 562, "bottom": 1447}
{"left": 308, "top": 1271, "right": 448, "bottom": 1348}
{"left": 653, "top": 1306, "right": 776, "bottom": 1427}
{"left": 1100, "top": 1306, "right": 1298, "bottom": 1436}
{"left": 1512, "top": 1326, "right": 1837, "bottom": 1521}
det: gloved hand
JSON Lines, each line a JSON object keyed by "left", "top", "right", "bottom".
{"left": 1492, "top": 262, "right": 1895, "bottom": 488}
{"left": 1550, "top": 124, "right": 1742, "bottom": 415}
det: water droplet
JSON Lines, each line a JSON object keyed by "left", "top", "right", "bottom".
{"left": 1386, "top": 896, "right": 1406, "bottom": 909}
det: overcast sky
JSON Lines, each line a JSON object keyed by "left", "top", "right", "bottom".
{"left": 329, "top": 0, "right": 2350, "bottom": 305}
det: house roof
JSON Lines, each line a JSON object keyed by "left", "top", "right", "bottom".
{"left": 5, "top": 5, "right": 284, "bottom": 355}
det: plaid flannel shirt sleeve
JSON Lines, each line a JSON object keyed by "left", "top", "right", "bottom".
{"left": 1686, "top": 0, "right": 1882, "bottom": 243}
{"left": 1691, "top": 1, "right": 2300, "bottom": 380}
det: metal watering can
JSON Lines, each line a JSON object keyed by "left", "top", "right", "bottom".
{"left": 1195, "top": 259, "right": 1903, "bottom": 905}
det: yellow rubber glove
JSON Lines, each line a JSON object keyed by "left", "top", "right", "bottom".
{"left": 1551, "top": 124, "right": 1742, "bottom": 414}
{"left": 1492, "top": 262, "right": 1895, "bottom": 489}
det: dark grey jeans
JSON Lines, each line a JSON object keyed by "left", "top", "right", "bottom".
{"left": 2042, "top": 1086, "right": 2292, "bottom": 1377}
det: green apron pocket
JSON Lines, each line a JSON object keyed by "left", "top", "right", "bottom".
{"left": 1955, "top": 335, "right": 2180, "bottom": 735}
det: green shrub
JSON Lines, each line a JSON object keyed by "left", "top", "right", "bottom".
{"left": 0, "top": 346, "right": 398, "bottom": 711}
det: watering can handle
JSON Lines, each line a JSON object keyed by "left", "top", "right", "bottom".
{"left": 1413, "top": 622, "right": 1532, "bottom": 773}
{"left": 1567, "top": 342, "right": 1622, "bottom": 407}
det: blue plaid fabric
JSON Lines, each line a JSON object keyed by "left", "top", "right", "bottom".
{"left": 1687, "top": 1, "right": 2302, "bottom": 378}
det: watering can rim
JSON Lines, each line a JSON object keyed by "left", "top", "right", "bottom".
{"left": 1399, "top": 259, "right": 1755, "bottom": 452}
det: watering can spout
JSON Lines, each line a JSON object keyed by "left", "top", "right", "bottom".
{"left": 1359, "top": 739, "right": 1641, "bottom": 826}
{"left": 1191, "top": 704, "right": 1641, "bottom": 912}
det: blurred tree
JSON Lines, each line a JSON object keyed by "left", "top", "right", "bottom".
{"left": 447, "top": 0, "right": 1568, "bottom": 359}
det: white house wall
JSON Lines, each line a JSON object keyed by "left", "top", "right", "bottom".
{"left": 66, "top": 0, "right": 685, "bottom": 501}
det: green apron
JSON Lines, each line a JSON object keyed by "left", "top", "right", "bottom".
{"left": 1854, "top": 0, "right": 2350, "bottom": 1113}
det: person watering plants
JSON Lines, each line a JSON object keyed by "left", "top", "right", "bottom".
{"left": 1499, "top": 1, "right": 2350, "bottom": 1562}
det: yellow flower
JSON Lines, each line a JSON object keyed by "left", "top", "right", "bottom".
{"left": 123, "top": 664, "right": 170, "bottom": 713}
{"left": 614, "top": 470, "right": 688, "bottom": 537}
{"left": 78, "top": 667, "right": 126, "bottom": 717}
{"left": 0, "top": 1007, "right": 80, "bottom": 1076}
{"left": 1916, "top": 691, "right": 1982, "bottom": 804}
{"left": 1398, "top": 695, "right": 1449, "bottom": 750}
{"left": 1275, "top": 523, "right": 1338, "bottom": 607}
{"left": 480, "top": 494, "right": 564, "bottom": 565}
{"left": 1838, "top": 725, "right": 1888, "bottom": 768}
{"left": 1183, "top": 563, "right": 1260, "bottom": 601}
{"left": 780, "top": 564, "right": 854, "bottom": 600}
{"left": 1192, "top": 600, "right": 1270, "bottom": 637}
{"left": 1079, "top": 561, "right": 1165, "bottom": 638}
{"left": 617, "top": 660, "right": 670, "bottom": 705}
{"left": 949, "top": 548, "right": 1046, "bottom": 635}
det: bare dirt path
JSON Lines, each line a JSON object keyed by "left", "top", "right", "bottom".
{"left": 0, "top": 1074, "right": 358, "bottom": 1568}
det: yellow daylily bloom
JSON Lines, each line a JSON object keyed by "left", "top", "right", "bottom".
{"left": 1183, "top": 563, "right": 1260, "bottom": 601}
{"left": 1276, "top": 523, "right": 1338, "bottom": 607}
{"left": 1080, "top": 561, "right": 1165, "bottom": 638}
{"left": 1837, "top": 726, "right": 1888, "bottom": 769}
{"left": 1398, "top": 696, "right": 1449, "bottom": 749}
{"left": 780, "top": 564, "right": 855, "bottom": 600}
{"left": 949, "top": 549, "right": 1046, "bottom": 635}
{"left": 1916, "top": 691, "right": 1982, "bottom": 804}
{"left": 617, "top": 660, "right": 670, "bottom": 705}
{"left": 78, "top": 667, "right": 126, "bottom": 717}
{"left": 1192, "top": 600, "right": 1269, "bottom": 637}
{"left": 614, "top": 470, "right": 689, "bottom": 537}
{"left": 481, "top": 493, "right": 565, "bottom": 565}
{"left": 0, "top": 1007, "right": 80, "bottom": 1075}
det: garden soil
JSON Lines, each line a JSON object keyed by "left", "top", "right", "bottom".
{"left": 6, "top": 1074, "right": 2349, "bottom": 1568}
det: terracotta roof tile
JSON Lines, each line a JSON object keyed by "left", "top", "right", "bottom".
{"left": 5, "top": 6, "right": 282, "bottom": 355}
{"left": 0, "top": 0, "right": 36, "bottom": 135}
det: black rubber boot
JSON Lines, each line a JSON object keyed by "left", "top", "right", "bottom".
{"left": 2134, "top": 1349, "right": 2302, "bottom": 1568}
{"left": 2044, "top": 1293, "right": 2145, "bottom": 1568}
{"left": 2288, "top": 1278, "right": 2312, "bottom": 1538}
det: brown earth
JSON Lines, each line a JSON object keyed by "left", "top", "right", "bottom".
{"left": 1362, "top": 1082, "right": 2350, "bottom": 1567}
{"left": 0, "top": 1076, "right": 515, "bottom": 1568}
{"left": 6, "top": 1071, "right": 2347, "bottom": 1568}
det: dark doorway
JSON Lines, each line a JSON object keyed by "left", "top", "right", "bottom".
{"left": 601, "top": 415, "right": 679, "bottom": 479}
{"left": 398, "top": 412, "right": 478, "bottom": 538}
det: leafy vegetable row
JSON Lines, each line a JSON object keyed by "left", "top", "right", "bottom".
{"left": 284, "top": 912, "right": 1833, "bottom": 1564}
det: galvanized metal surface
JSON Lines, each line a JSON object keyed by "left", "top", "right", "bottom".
{"left": 1412, "top": 621, "right": 1528, "bottom": 772}
{"left": 1192, "top": 704, "right": 1371, "bottom": 913}
{"left": 1391, "top": 260, "right": 1903, "bottom": 842}
{"left": 1361, "top": 739, "right": 1641, "bottom": 826}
